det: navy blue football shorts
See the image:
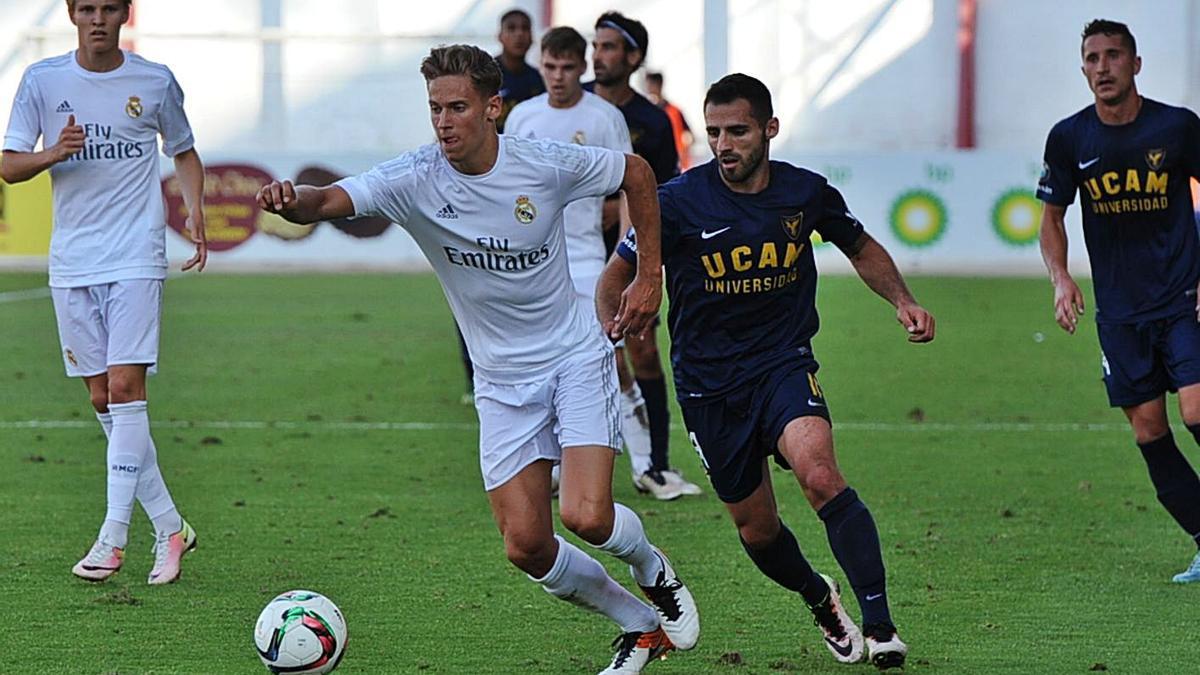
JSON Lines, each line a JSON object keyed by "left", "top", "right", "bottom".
{"left": 680, "top": 357, "right": 831, "bottom": 503}
{"left": 1097, "top": 310, "right": 1200, "bottom": 407}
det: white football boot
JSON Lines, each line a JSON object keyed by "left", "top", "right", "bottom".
{"left": 72, "top": 537, "right": 124, "bottom": 581}
{"left": 637, "top": 547, "right": 700, "bottom": 650}
{"left": 598, "top": 626, "right": 673, "bottom": 674}
{"left": 864, "top": 621, "right": 908, "bottom": 670}
{"left": 808, "top": 573, "right": 865, "bottom": 664}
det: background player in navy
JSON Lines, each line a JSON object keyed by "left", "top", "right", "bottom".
{"left": 1038, "top": 19, "right": 1200, "bottom": 583}
{"left": 494, "top": 8, "right": 544, "bottom": 134}
{"left": 454, "top": 8, "right": 548, "bottom": 406}
{"left": 587, "top": 11, "right": 700, "bottom": 500}
{"left": 599, "top": 74, "right": 934, "bottom": 670}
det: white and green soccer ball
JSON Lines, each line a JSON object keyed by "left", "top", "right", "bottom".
{"left": 254, "top": 590, "right": 347, "bottom": 674}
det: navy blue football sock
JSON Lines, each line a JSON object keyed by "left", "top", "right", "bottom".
{"left": 818, "top": 487, "right": 891, "bottom": 626}
{"left": 636, "top": 376, "right": 671, "bottom": 471}
{"left": 1138, "top": 432, "right": 1200, "bottom": 545}
{"left": 740, "top": 521, "right": 829, "bottom": 607}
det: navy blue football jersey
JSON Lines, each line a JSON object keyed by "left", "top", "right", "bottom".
{"left": 1038, "top": 98, "right": 1200, "bottom": 323}
{"left": 584, "top": 83, "right": 678, "bottom": 184}
{"left": 495, "top": 58, "right": 544, "bottom": 133}
{"left": 616, "top": 160, "right": 864, "bottom": 403}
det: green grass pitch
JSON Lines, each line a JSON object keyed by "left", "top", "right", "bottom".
{"left": 1, "top": 271, "right": 1196, "bottom": 673}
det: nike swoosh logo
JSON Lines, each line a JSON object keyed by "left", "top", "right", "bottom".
{"left": 807, "top": 398, "right": 826, "bottom": 408}
{"left": 1078, "top": 157, "right": 1100, "bottom": 169}
{"left": 826, "top": 637, "right": 855, "bottom": 658}
{"left": 865, "top": 593, "right": 883, "bottom": 601}
{"left": 701, "top": 227, "right": 732, "bottom": 239}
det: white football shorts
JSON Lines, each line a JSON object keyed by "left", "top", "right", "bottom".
{"left": 50, "top": 279, "right": 163, "bottom": 378}
{"left": 474, "top": 340, "right": 623, "bottom": 491}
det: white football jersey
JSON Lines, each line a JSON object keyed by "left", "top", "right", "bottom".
{"left": 504, "top": 91, "right": 631, "bottom": 299}
{"left": 3, "top": 51, "right": 194, "bottom": 288}
{"left": 336, "top": 136, "right": 625, "bottom": 383}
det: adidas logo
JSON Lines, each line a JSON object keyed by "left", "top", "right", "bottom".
{"left": 56, "top": 100, "right": 73, "bottom": 113}
{"left": 435, "top": 203, "right": 458, "bottom": 220}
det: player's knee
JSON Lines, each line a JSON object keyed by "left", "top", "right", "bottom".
{"left": 1131, "top": 418, "right": 1171, "bottom": 445}
{"left": 737, "top": 519, "right": 781, "bottom": 550}
{"left": 797, "top": 464, "right": 847, "bottom": 507}
{"left": 106, "top": 374, "right": 145, "bottom": 404}
{"left": 88, "top": 391, "right": 109, "bottom": 413}
{"left": 503, "top": 531, "right": 555, "bottom": 576}
{"left": 559, "top": 502, "right": 613, "bottom": 545}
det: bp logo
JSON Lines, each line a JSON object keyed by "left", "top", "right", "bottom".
{"left": 889, "top": 189, "right": 947, "bottom": 247}
{"left": 991, "top": 188, "right": 1041, "bottom": 246}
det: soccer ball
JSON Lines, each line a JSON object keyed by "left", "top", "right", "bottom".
{"left": 254, "top": 590, "right": 347, "bottom": 674}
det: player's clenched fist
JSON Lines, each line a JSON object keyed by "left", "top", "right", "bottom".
{"left": 53, "top": 114, "right": 85, "bottom": 162}
{"left": 257, "top": 180, "right": 296, "bottom": 213}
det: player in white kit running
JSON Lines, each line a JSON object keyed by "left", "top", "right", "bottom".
{"left": 504, "top": 26, "right": 661, "bottom": 497}
{"left": 1, "top": 0, "right": 206, "bottom": 585}
{"left": 256, "top": 44, "right": 699, "bottom": 674}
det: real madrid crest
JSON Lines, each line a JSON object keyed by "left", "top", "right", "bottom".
{"left": 1145, "top": 148, "right": 1165, "bottom": 170}
{"left": 572, "top": 130, "right": 587, "bottom": 145}
{"left": 781, "top": 211, "right": 803, "bottom": 241}
{"left": 514, "top": 195, "right": 537, "bottom": 225}
{"left": 125, "top": 95, "right": 143, "bottom": 118}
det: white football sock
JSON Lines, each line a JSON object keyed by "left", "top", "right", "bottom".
{"left": 97, "top": 409, "right": 180, "bottom": 535}
{"left": 532, "top": 535, "right": 657, "bottom": 633}
{"left": 621, "top": 384, "right": 653, "bottom": 476}
{"left": 96, "top": 411, "right": 113, "bottom": 438}
{"left": 595, "top": 503, "right": 665, "bottom": 586}
{"left": 100, "top": 401, "right": 153, "bottom": 548}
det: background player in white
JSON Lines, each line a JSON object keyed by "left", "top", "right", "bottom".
{"left": 256, "top": 45, "right": 699, "bottom": 673}
{"left": 505, "top": 26, "right": 668, "bottom": 497}
{"left": 1, "top": 0, "right": 206, "bottom": 584}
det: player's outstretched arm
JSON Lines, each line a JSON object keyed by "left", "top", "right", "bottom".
{"left": 614, "top": 154, "right": 663, "bottom": 339}
{"left": 173, "top": 148, "right": 207, "bottom": 272}
{"left": 846, "top": 233, "right": 935, "bottom": 343}
{"left": 597, "top": 252, "right": 638, "bottom": 341}
{"left": 0, "top": 114, "right": 85, "bottom": 184}
{"left": 1038, "top": 202, "right": 1084, "bottom": 333}
{"left": 256, "top": 180, "right": 354, "bottom": 225}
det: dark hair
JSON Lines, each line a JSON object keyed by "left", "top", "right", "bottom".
{"left": 595, "top": 11, "right": 649, "bottom": 67}
{"left": 541, "top": 26, "right": 586, "bottom": 62}
{"left": 499, "top": 9, "right": 531, "bottom": 27}
{"left": 1081, "top": 19, "right": 1136, "bottom": 56}
{"left": 420, "top": 45, "right": 503, "bottom": 99}
{"left": 704, "top": 73, "right": 773, "bottom": 126}
{"left": 68, "top": 0, "right": 132, "bottom": 9}
{"left": 645, "top": 72, "right": 663, "bottom": 86}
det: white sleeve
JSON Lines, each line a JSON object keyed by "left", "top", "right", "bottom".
{"left": 3, "top": 69, "right": 43, "bottom": 153}
{"left": 504, "top": 102, "right": 529, "bottom": 138}
{"left": 559, "top": 143, "right": 626, "bottom": 203}
{"left": 157, "top": 69, "right": 195, "bottom": 157}
{"left": 333, "top": 154, "right": 416, "bottom": 226}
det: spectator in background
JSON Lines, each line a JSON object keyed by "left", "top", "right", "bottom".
{"left": 645, "top": 72, "right": 694, "bottom": 171}
{"left": 588, "top": 10, "right": 700, "bottom": 501}
{"left": 495, "top": 8, "right": 545, "bottom": 133}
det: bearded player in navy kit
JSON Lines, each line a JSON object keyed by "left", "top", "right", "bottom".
{"left": 1038, "top": 19, "right": 1200, "bottom": 583}
{"left": 599, "top": 74, "right": 934, "bottom": 670}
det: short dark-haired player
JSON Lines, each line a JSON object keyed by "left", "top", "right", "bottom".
{"left": 1038, "top": 19, "right": 1200, "bottom": 583}
{"left": 257, "top": 44, "right": 698, "bottom": 673}
{"left": 451, "top": 9, "right": 549, "bottom": 407}
{"left": 600, "top": 73, "right": 934, "bottom": 670}
{"left": 587, "top": 10, "right": 701, "bottom": 500}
